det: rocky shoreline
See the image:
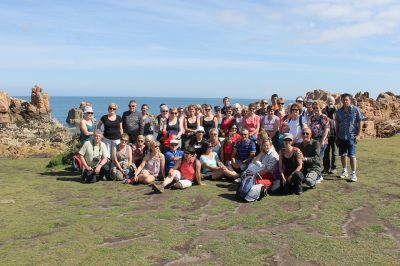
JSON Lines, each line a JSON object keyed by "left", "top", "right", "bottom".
{"left": 0, "top": 85, "right": 399, "bottom": 159}
{"left": 0, "top": 85, "right": 74, "bottom": 159}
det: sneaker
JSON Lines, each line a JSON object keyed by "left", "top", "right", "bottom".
{"left": 316, "top": 175, "right": 323, "bottom": 184}
{"left": 234, "top": 178, "right": 241, "bottom": 183}
{"left": 350, "top": 172, "right": 358, "bottom": 182}
{"left": 330, "top": 168, "right": 338, "bottom": 174}
{"left": 339, "top": 170, "right": 348, "bottom": 178}
{"left": 151, "top": 183, "right": 165, "bottom": 193}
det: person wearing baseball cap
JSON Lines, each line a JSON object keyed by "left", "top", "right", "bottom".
{"left": 80, "top": 105, "right": 96, "bottom": 143}
{"left": 278, "top": 132, "right": 305, "bottom": 195}
{"left": 164, "top": 137, "right": 184, "bottom": 175}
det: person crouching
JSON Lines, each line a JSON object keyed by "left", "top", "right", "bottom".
{"left": 78, "top": 130, "right": 110, "bottom": 183}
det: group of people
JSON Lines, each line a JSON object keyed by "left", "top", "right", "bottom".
{"left": 77, "top": 93, "right": 364, "bottom": 199}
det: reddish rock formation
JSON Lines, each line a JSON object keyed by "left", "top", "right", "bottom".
{"left": 0, "top": 85, "right": 73, "bottom": 159}
{"left": 304, "top": 89, "right": 400, "bottom": 138}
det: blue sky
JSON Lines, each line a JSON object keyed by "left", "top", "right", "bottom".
{"left": 0, "top": 0, "right": 399, "bottom": 99}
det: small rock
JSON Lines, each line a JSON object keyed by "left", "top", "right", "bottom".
{"left": 0, "top": 199, "right": 15, "bottom": 204}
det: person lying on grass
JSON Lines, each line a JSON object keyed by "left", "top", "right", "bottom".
{"left": 152, "top": 146, "right": 205, "bottom": 193}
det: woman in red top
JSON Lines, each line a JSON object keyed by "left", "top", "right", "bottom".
{"left": 220, "top": 106, "right": 235, "bottom": 137}
{"left": 151, "top": 146, "right": 204, "bottom": 193}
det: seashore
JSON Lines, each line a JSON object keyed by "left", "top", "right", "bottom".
{"left": 0, "top": 85, "right": 399, "bottom": 159}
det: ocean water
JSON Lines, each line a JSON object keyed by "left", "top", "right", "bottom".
{"left": 19, "top": 96, "right": 291, "bottom": 126}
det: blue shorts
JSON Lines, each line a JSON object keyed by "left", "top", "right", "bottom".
{"left": 338, "top": 138, "right": 357, "bottom": 157}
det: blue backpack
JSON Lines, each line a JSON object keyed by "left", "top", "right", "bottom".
{"left": 236, "top": 172, "right": 267, "bottom": 202}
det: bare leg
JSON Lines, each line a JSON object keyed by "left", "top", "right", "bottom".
{"left": 341, "top": 156, "right": 347, "bottom": 169}
{"left": 162, "top": 176, "right": 175, "bottom": 187}
{"left": 138, "top": 173, "right": 155, "bottom": 184}
{"left": 350, "top": 156, "right": 357, "bottom": 172}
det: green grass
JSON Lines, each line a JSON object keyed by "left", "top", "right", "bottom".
{"left": 1, "top": 136, "right": 400, "bottom": 265}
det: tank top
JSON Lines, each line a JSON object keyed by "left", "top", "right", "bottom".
{"left": 116, "top": 144, "right": 130, "bottom": 162}
{"left": 180, "top": 157, "right": 196, "bottom": 180}
{"left": 166, "top": 118, "right": 180, "bottom": 135}
{"left": 282, "top": 148, "right": 301, "bottom": 177}
{"left": 220, "top": 117, "right": 234, "bottom": 135}
{"left": 144, "top": 153, "right": 161, "bottom": 176}
{"left": 262, "top": 115, "right": 277, "bottom": 132}
{"left": 202, "top": 116, "right": 216, "bottom": 138}
{"left": 186, "top": 116, "right": 198, "bottom": 130}
{"left": 101, "top": 115, "right": 122, "bottom": 140}
{"left": 80, "top": 120, "right": 95, "bottom": 143}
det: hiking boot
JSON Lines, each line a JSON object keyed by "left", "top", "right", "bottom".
{"left": 339, "top": 170, "right": 348, "bottom": 178}
{"left": 316, "top": 175, "right": 323, "bottom": 184}
{"left": 350, "top": 172, "right": 358, "bottom": 182}
{"left": 152, "top": 183, "right": 165, "bottom": 193}
{"left": 322, "top": 169, "right": 330, "bottom": 174}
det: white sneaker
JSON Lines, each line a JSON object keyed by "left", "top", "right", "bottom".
{"left": 350, "top": 172, "right": 358, "bottom": 182}
{"left": 340, "top": 170, "right": 348, "bottom": 178}
{"left": 316, "top": 175, "right": 323, "bottom": 184}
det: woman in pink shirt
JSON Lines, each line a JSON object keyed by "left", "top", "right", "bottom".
{"left": 243, "top": 103, "right": 260, "bottom": 142}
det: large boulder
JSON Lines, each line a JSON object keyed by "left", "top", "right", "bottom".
{"left": 0, "top": 85, "right": 74, "bottom": 159}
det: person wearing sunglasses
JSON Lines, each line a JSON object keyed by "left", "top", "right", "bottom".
{"left": 278, "top": 133, "right": 304, "bottom": 195}
{"left": 220, "top": 106, "right": 235, "bottom": 137}
{"left": 155, "top": 104, "right": 169, "bottom": 146}
{"left": 111, "top": 133, "right": 133, "bottom": 181}
{"left": 232, "top": 129, "right": 256, "bottom": 172}
{"left": 182, "top": 104, "right": 200, "bottom": 149}
{"left": 322, "top": 96, "right": 338, "bottom": 174}
{"left": 131, "top": 140, "right": 165, "bottom": 185}
{"left": 141, "top": 104, "right": 155, "bottom": 136}
{"left": 200, "top": 141, "right": 239, "bottom": 180}
{"left": 310, "top": 101, "right": 330, "bottom": 160}
{"left": 287, "top": 103, "right": 307, "bottom": 144}
{"left": 80, "top": 105, "right": 96, "bottom": 144}
{"left": 163, "top": 107, "right": 184, "bottom": 142}
{"left": 243, "top": 103, "right": 260, "bottom": 142}
{"left": 131, "top": 134, "right": 146, "bottom": 167}
{"left": 152, "top": 146, "right": 204, "bottom": 193}
{"left": 122, "top": 99, "right": 143, "bottom": 144}
{"left": 294, "top": 127, "right": 321, "bottom": 187}
{"left": 201, "top": 104, "right": 218, "bottom": 139}
{"left": 189, "top": 126, "right": 207, "bottom": 158}
{"left": 164, "top": 138, "right": 184, "bottom": 175}
{"left": 275, "top": 97, "right": 286, "bottom": 119}
{"left": 97, "top": 103, "right": 123, "bottom": 158}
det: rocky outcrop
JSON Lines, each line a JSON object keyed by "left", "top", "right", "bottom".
{"left": 0, "top": 85, "right": 74, "bottom": 159}
{"left": 304, "top": 89, "right": 400, "bottom": 138}
{"left": 66, "top": 101, "right": 91, "bottom": 125}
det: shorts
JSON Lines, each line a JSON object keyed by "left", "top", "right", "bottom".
{"left": 338, "top": 138, "right": 357, "bottom": 157}
{"left": 173, "top": 170, "right": 193, "bottom": 188}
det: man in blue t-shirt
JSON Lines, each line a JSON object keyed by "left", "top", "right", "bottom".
{"left": 335, "top": 93, "right": 364, "bottom": 182}
{"left": 165, "top": 138, "right": 184, "bottom": 176}
{"left": 232, "top": 129, "right": 256, "bottom": 172}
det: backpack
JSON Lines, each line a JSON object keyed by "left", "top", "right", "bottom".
{"left": 72, "top": 154, "right": 83, "bottom": 173}
{"left": 236, "top": 172, "right": 267, "bottom": 202}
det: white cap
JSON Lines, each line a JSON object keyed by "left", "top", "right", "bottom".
{"left": 233, "top": 103, "right": 241, "bottom": 109}
{"left": 195, "top": 126, "right": 205, "bottom": 133}
{"left": 84, "top": 106, "right": 94, "bottom": 113}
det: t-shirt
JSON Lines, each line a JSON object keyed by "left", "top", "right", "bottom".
{"left": 243, "top": 115, "right": 260, "bottom": 136}
{"left": 78, "top": 141, "right": 109, "bottom": 167}
{"left": 234, "top": 139, "right": 256, "bottom": 161}
{"left": 200, "top": 152, "right": 219, "bottom": 174}
{"left": 288, "top": 116, "right": 307, "bottom": 143}
{"left": 122, "top": 111, "right": 143, "bottom": 137}
{"left": 101, "top": 115, "right": 122, "bottom": 140}
{"left": 165, "top": 150, "right": 184, "bottom": 173}
{"left": 189, "top": 138, "right": 205, "bottom": 158}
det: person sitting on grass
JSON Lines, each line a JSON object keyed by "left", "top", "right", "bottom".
{"left": 189, "top": 126, "right": 206, "bottom": 158}
{"left": 129, "top": 141, "right": 165, "bottom": 185}
{"left": 231, "top": 129, "right": 256, "bottom": 172}
{"left": 110, "top": 133, "right": 133, "bottom": 181}
{"left": 200, "top": 141, "right": 239, "bottom": 180}
{"left": 294, "top": 127, "right": 321, "bottom": 187}
{"left": 151, "top": 146, "right": 205, "bottom": 193}
{"left": 279, "top": 133, "right": 304, "bottom": 195}
{"left": 79, "top": 130, "right": 110, "bottom": 183}
{"left": 164, "top": 138, "right": 184, "bottom": 175}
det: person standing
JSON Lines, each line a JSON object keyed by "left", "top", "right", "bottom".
{"left": 221, "top": 96, "right": 231, "bottom": 115}
{"left": 122, "top": 99, "right": 143, "bottom": 144}
{"left": 335, "top": 93, "right": 364, "bottom": 182}
{"left": 322, "top": 96, "right": 338, "bottom": 174}
{"left": 97, "top": 103, "right": 123, "bottom": 158}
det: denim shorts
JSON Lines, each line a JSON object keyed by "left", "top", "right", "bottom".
{"left": 338, "top": 138, "right": 357, "bottom": 157}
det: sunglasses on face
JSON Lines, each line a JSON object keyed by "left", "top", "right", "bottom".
{"left": 137, "top": 139, "right": 144, "bottom": 142}
{"left": 241, "top": 133, "right": 248, "bottom": 136}
{"left": 86, "top": 112, "right": 93, "bottom": 114}
{"left": 129, "top": 105, "right": 136, "bottom": 108}
{"left": 205, "top": 109, "right": 211, "bottom": 111}
{"left": 170, "top": 143, "right": 178, "bottom": 146}
{"left": 291, "top": 109, "right": 299, "bottom": 112}
{"left": 184, "top": 152, "right": 193, "bottom": 155}
{"left": 230, "top": 128, "right": 237, "bottom": 130}
{"left": 109, "top": 107, "right": 116, "bottom": 111}
{"left": 154, "top": 145, "right": 160, "bottom": 148}
{"left": 302, "top": 132, "right": 311, "bottom": 135}
{"left": 171, "top": 112, "right": 178, "bottom": 115}
{"left": 278, "top": 103, "right": 285, "bottom": 105}
{"left": 121, "top": 139, "right": 129, "bottom": 142}
{"left": 162, "top": 110, "right": 168, "bottom": 113}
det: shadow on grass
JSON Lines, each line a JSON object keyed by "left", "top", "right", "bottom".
{"left": 218, "top": 193, "right": 240, "bottom": 202}
{"left": 216, "top": 183, "right": 237, "bottom": 191}
{"left": 40, "top": 170, "right": 82, "bottom": 182}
